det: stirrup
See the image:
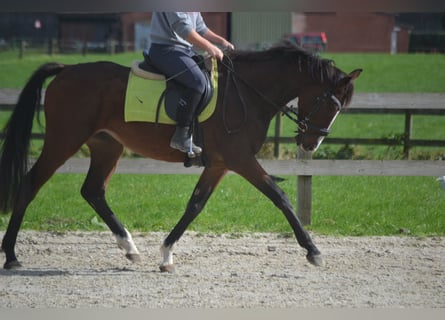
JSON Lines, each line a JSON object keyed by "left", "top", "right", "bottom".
{"left": 187, "top": 135, "right": 201, "bottom": 158}
{"left": 169, "top": 126, "right": 202, "bottom": 157}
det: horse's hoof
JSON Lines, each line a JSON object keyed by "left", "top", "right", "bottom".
{"left": 306, "top": 253, "right": 324, "bottom": 267}
{"left": 125, "top": 253, "right": 141, "bottom": 263}
{"left": 159, "top": 264, "right": 175, "bottom": 273}
{"left": 4, "top": 260, "right": 22, "bottom": 270}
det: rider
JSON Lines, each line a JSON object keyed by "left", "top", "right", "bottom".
{"left": 148, "top": 12, "right": 234, "bottom": 155}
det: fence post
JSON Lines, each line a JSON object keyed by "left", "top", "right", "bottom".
{"left": 273, "top": 115, "right": 282, "bottom": 158}
{"left": 48, "top": 38, "right": 57, "bottom": 55}
{"left": 107, "top": 39, "right": 116, "bottom": 54}
{"left": 19, "top": 40, "right": 26, "bottom": 59}
{"left": 404, "top": 110, "right": 413, "bottom": 159}
{"left": 297, "top": 148, "right": 313, "bottom": 225}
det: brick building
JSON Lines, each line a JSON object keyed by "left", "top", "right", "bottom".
{"left": 0, "top": 12, "right": 438, "bottom": 53}
{"left": 231, "top": 12, "right": 411, "bottom": 53}
{"left": 302, "top": 13, "right": 411, "bottom": 53}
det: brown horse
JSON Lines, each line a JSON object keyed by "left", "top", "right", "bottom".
{"left": 0, "top": 45, "right": 361, "bottom": 271}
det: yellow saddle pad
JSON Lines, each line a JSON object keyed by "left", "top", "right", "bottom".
{"left": 124, "top": 59, "right": 218, "bottom": 124}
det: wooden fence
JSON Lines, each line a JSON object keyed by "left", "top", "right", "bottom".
{"left": 268, "top": 93, "right": 445, "bottom": 158}
{"left": 9, "top": 39, "right": 131, "bottom": 58}
{"left": 293, "top": 154, "right": 445, "bottom": 225}
{"left": 1, "top": 92, "right": 445, "bottom": 225}
{"left": 49, "top": 157, "right": 445, "bottom": 226}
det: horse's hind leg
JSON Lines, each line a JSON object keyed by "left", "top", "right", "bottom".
{"left": 81, "top": 132, "right": 140, "bottom": 262}
{"left": 2, "top": 138, "right": 86, "bottom": 269}
{"left": 1, "top": 173, "right": 36, "bottom": 269}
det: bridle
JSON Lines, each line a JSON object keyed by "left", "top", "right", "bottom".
{"left": 219, "top": 54, "right": 344, "bottom": 137}
{"left": 282, "top": 91, "right": 343, "bottom": 137}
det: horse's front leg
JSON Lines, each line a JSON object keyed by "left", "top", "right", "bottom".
{"left": 160, "top": 166, "right": 227, "bottom": 272}
{"left": 233, "top": 158, "right": 323, "bottom": 267}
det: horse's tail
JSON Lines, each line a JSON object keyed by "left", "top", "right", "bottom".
{"left": 0, "top": 62, "right": 65, "bottom": 214}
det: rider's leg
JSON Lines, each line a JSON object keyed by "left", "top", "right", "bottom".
{"left": 148, "top": 44, "right": 206, "bottom": 154}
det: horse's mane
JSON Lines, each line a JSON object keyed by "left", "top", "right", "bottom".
{"left": 228, "top": 43, "right": 354, "bottom": 106}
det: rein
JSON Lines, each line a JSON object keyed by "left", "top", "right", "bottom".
{"left": 219, "top": 55, "right": 343, "bottom": 136}
{"left": 220, "top": 56, "right": 249, "bottom": 133}
{"left": 219, "top": 55, "right": 285, "bottom": 133}
{"left": 163, "top": 52, "right": 343, "bottom": 137}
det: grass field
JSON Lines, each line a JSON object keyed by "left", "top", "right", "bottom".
{"left": 1, "top": 174, "right": 443, "bottom": 236}
{"left": 322, "top": 52, "right": 445, "bottom": 93}
{"left": 1, "top": 50, "right": 445, "bottom": 92}
{"left": 0, "top": 50, "right": 444, "bottom": 236}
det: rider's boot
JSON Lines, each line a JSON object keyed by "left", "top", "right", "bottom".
{"left": 170, "top": 91, "right": 202, "bottom": 156}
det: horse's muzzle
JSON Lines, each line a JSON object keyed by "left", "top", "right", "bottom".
{"left": 295, "top": 134, "right": 323, "bottom": 152}
{"left": 296, "top": 134, "right": 315, "bottom": 152}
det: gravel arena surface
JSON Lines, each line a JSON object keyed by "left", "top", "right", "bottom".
{"left": 0, "top": 231, "right": 444, "bottom": 308}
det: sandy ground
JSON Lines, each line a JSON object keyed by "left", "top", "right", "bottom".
{"left": 0, "top": 230, "right": 444, "bottom": 308}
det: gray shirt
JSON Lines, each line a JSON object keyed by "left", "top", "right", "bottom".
{"left": 150, "top": 12, "right": 208, "bottom": 49}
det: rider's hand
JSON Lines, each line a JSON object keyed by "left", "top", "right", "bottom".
{"left": 222, "top": 40, "right": 235, "bottom": 51}
{"left": 206, "top": 44, "right": 224, "bottom": 61}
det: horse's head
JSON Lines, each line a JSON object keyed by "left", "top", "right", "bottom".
{"left": 295, "top": 68, "right": 362, "bottom": 152}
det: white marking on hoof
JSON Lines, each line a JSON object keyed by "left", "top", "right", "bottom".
{"left": 115, "top": 229, "right": 141, "bottom": 262}
{"left": 160, "top": 244, "right": 175, "bottom": 272}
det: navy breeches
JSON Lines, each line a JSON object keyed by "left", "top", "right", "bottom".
{"left": 148, "top": 44, "right": 206, "bottom": 95}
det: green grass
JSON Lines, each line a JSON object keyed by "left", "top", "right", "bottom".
{"left": 312, "top": 176, "right": 445, "bottom": 236}
{"left": 0, "top": 50, "right": 142, "bottom": 88}
{"left": 1, "top": 174, "right": 443, "bottom": 236}
{"left": 322, "top": 52, "right": 445, "bottom": 93}
{"left": 1, "top": 50, "right": 444, "bottom": 92}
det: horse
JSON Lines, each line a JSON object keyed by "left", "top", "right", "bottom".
{"left": 0, "top": 44, "right": 361, "bottom": 271}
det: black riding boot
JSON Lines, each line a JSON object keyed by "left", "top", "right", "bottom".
{"left": 170, "top": 90, "right": 202, "bottom": 156}
{"left": 170, "top": 126, "right": 202, "bottom": 155}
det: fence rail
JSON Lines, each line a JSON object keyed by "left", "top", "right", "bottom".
{"left": 40, "top": 157, "right": 444, "bottom": 177}
{"left": 4, "top": 39, "right": 134, "bottom": 57}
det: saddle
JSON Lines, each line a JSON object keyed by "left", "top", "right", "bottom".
{"left": 134, "top": 50, "right": 215, "bottom": 124}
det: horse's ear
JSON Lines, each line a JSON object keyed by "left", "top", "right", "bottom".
{"left": 348, "top": 68, "right": 362, "bottom": 81}
{"left": 335, "top": 68, "right": 362, "bottom": 92}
